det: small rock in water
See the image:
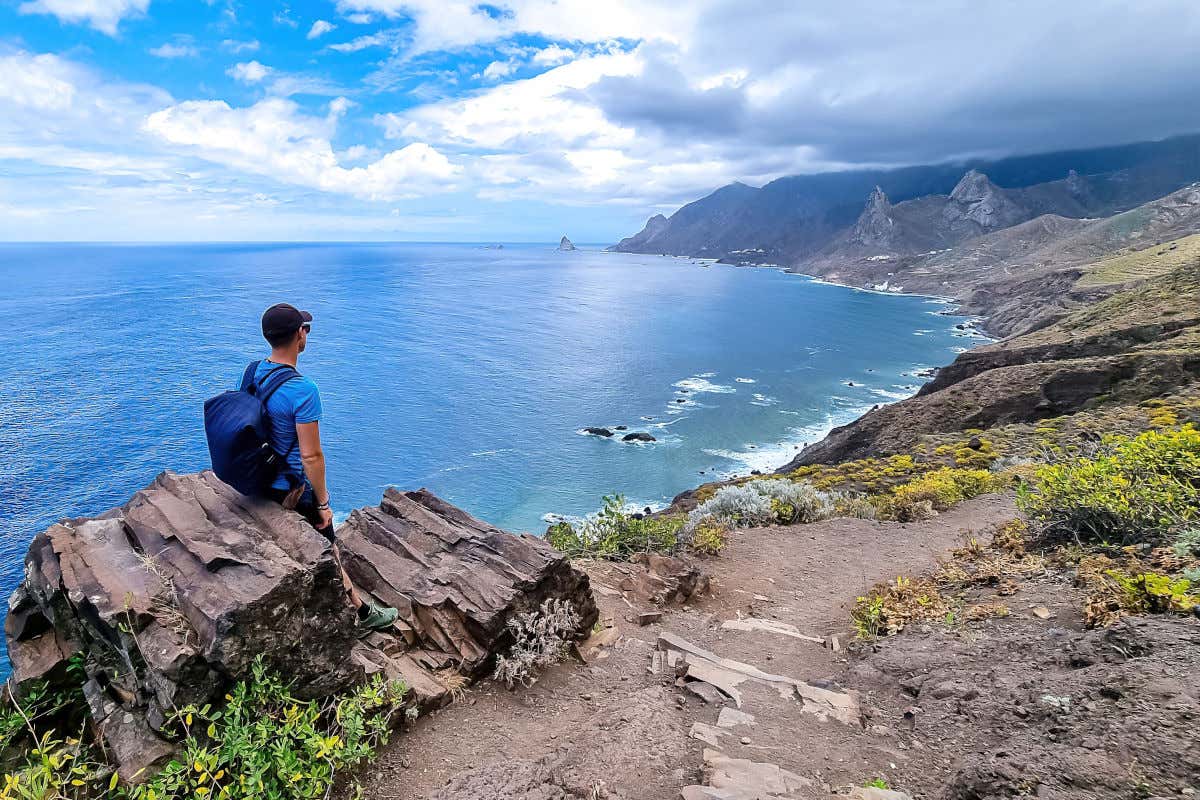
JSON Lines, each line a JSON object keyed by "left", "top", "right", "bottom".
{"left": 622, "top": 432, "right": 657, "bottom": 442}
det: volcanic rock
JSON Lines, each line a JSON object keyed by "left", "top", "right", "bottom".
{"left": 6, "top": 471, "right": 596, "bottom": 782}
{"left": 622, "top": 432, "right": 657, "bottom": 442}
{"left": 558, "top": 235, "right": 576, "bottom": 251}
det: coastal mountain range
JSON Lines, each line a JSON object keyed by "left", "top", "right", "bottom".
{"left": 614, "top": 133, "right": 1200, "bottom": 336}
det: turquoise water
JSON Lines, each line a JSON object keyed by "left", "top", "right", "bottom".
{"left": 0, "top": 242, "right": 977, "bottom": 669}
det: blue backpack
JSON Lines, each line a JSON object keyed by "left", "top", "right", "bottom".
{"left": 203, "top": 361, "right": 302, "bottom": 496}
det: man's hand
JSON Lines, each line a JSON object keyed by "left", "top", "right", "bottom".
{"left": 315, "top": 504, "right": 334, "bottom": 530}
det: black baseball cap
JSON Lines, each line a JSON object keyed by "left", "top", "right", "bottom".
{"left": 261, "top": 303, "right": 313, "bottom": 339}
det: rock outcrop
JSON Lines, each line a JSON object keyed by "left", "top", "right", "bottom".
{"left": 6, "top": 471, "right": 596, "bottom": 782}
{"left": 943, "top": 170, "right": 1027, "bottom": 231}
{"left": 558, "top": 235, "right": 576, "bottom": 251}
{"left": 849, "top": 186, "right": 897, "bottom": 247}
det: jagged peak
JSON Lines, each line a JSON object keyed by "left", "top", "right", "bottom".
{"left": 850, "top": 185, "right": 896, "bottom": 246}
{"left": 950, "top": 169, "right": 998, "bottom": 203}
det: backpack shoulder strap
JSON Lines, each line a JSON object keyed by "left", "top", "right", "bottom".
{"left": 240, "top": 360, "right": 261, "bottom": 392}
{"left": 259, "top": 366, "right": 301, "bottom": 406}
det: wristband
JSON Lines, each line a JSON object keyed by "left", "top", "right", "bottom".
{"left": 316, "top": 500, "right": 331, "bottom": 510}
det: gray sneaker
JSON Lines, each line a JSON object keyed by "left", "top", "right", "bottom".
{"left": 358, "top": 603, "right": 399, "bottom": 631}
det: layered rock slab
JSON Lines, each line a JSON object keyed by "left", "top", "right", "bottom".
{"left": 338, "top": 488, "right": 598, "bottom": 683}
{"left": 6, "top": 473, "right": 596, "bottom": 782}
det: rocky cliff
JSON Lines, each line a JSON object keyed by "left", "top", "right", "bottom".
{"left": 779, "top": 259, "right": 1200, "bottom": 469}
{"left": 5, "top": 471, "right": 596, "bottom": 781}
{"left": 613, "top": 133, "right": 1200, "bottom": 265}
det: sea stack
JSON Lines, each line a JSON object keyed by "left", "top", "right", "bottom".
{"left": 558, "top": 235, "right": 576, "bottom": 251}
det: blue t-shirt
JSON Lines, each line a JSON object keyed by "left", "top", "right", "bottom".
{"left": 245, "top": 360, "right": 323, "bottom": 491}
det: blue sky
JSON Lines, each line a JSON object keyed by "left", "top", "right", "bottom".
{"left": 3, "top": 0, "right": 1199, "bottom": 242}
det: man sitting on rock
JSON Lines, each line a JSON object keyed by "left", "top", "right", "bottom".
{"left": 253, "top": 303, "right": 399, "bottom": 631}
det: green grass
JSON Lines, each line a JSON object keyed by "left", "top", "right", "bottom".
{"left": 1077, "top": 233, "right": 1200, "bottom": 288}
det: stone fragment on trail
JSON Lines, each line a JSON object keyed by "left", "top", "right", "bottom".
{"left": 720, "top": 615, "right": 825, "bottom": 644}
{"left": 685, "top": 659, "right": 749, "bottom": 707}
{"left": 658, "top": 631, "right": 863, "bottom": 726}
{"left": 576, "top": 624, "right": 620, "bottom": 663}
{"left": 621, "top": 552, "right": 710, "bottom": 605}
{"left": 848, "top": 787, "right": 914, "bottom": 800}
{"left": 6, "top": 471, "right": 596, "bottom": 782}
{"left": 716, "top": 707, "right": 756, "bottom": 728}
{"left": 1032, "top": 605, "right": 1052, "bottom": 619}
{"left": 689, "top": 721, "right": 729, "bottom": 747}
{"left": 682, "top": 678, "right": 728, "bottom": 705}
{"left": 681, "top": 748, "right": 812, "bottom": 799}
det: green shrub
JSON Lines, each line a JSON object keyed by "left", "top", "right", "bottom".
{"left": 874, "top": 467, "right": 1010, "bottom": 522}
{"left": 689, "top": 516, "right": 729, "bottom": 555}
{"left": 547, "top": 495, "right": 684, "bottom": 559}
{"left": 830, "top": 492, "right": 878, "bottom": 520}
{"left": 1173, "top": 528, "right": 1200, "bottom": 559}
{"left": 1018, "top": 425, "right": 1200, "bottom": 544}
{"left": 1108, "top": 571, "right": 1197, "bottom": 615}
{"left": 1, "top": 658, "right": 408, "bottom": 800}
{"left": 687, "top": 479, "right": 833, "bottom": 532}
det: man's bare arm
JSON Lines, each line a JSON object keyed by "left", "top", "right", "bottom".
{"left": 296, "top": 420, "right": 330, "bottom": 511}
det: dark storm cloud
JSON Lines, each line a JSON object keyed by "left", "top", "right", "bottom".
{"left": 587, "top": 0, "right": 1200, "bottom": 167}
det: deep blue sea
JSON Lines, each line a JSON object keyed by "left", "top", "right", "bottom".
{"left": 0, "top": 242, "right": 979, "bottom": 672}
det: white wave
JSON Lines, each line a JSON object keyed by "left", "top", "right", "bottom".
{"left": 675, "top": 376, "right": 733, "bottom": 393}
{"left": 640, "top": 415, "right": 656, "bottom": 421}
{"left": 470, "top": 448, "right": 515, "bottom": 457}
{"left": 697, "top": 371, "right": 717, "bottom": 378}
{"left": 750, "top": 392, "right": 779, "bottom": 406}
{"left": 869, "top": 387, "right": 912, "bottom": 401}
{"left": 735, "top": 377, "right": 757, "bottom": 384}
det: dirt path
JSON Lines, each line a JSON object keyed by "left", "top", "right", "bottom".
{"left": 356, "top": 494, "right": 1019, "bottom": 800}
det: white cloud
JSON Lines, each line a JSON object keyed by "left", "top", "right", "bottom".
{"left": 145, "top": 97, "right": 460, "bottom": 200}
{"left": 390, "top": 52, "right": 640, "bottom": 151}
{"left": 307, "top": 19, "right": 336, "bottom": 39}
{"left": 328, "top": 30, "right": 400, "bottom": 53}
{"left": 0, "top": 50, "right": 170, "bottom": 130}
{"left": 227, "top": 60, "right": 272, "bottom": 83}
{"left": 17, "top": 0, "right": 150, "bottom": 35}
{"left": 149, "top": 42, "right": 199, "bottom": 59}
{"left": 334, "top": 0, "right": 691, "bottom": 55}
{"left": 481, "top": 60, "right": 515, "bottom": 81}
{"left": 221, "top": 39, "right": 260, "bottom": 53}
{"left": 531, "top": 44, "right": 575, "bottom": 66}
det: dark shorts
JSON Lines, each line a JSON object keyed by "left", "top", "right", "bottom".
{"left": 266, "top": 487, "right": 335, "bottom": 542}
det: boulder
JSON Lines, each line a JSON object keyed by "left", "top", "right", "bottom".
{"left": 583, "top": 427, "right": 614, "bottom": 437}
{"left": 6, "top": 472, "right": 597, "bottom": 782}
{"left": 336, "top": 488, "right": 598, "bottom": 682}
{"left": 622, "top": 432, "right": 657, "bottom": 442}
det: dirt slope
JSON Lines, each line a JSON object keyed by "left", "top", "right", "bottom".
{"left": 356, "top": 494, "right": 1018, "bottom": 800}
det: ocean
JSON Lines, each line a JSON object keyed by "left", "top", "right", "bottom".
{"left": 0, "top": 242, "right": 979, "bottom": 672}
